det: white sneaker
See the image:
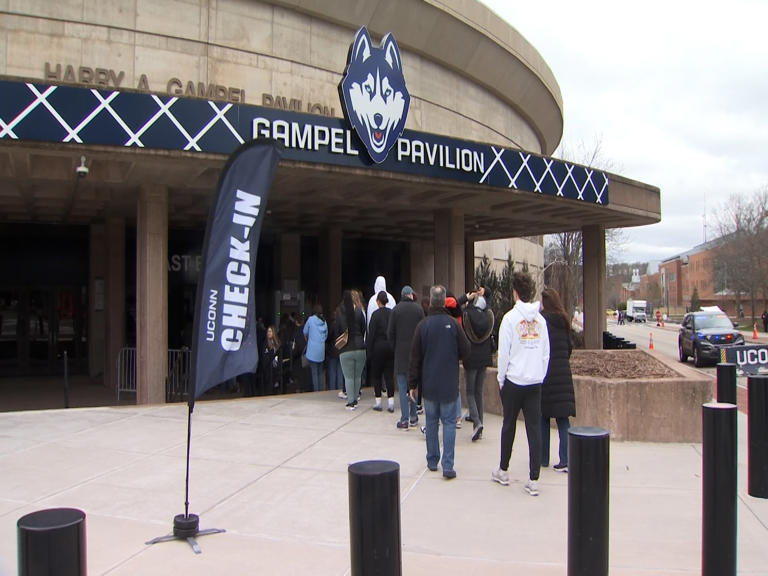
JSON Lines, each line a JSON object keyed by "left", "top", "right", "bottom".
{"left": 491, "top": 468, "right": 509, "bottom": 486}
{"left": 455, "top": 417, "right": 462, "bottom": 429}
{"left": 524, "top": 479, "right": 539, "bottom": 496}
{"left": 337, "top": 391, "right": 347, "bottom": 399}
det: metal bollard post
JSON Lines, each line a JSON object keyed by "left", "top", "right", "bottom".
{"left": 568, "top": 426, "right": 610, "bottom": 576}
{"left": 18, "top": 508, "right": 86, "bottom": 576}
{"left": 702, "top": 402, "right": 737, "bottom": 576}
{"left": 348, "top": 460, "right": 401, "bottom": 576}
{"left": 716, "top": 363, "right": 737, "bottom": 405}
{"left": 748, "top": 375, "right": 768, "bottom": 498}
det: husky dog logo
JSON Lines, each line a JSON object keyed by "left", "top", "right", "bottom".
{"left": 340, "top": 27, "right": 410, "bottom": 164}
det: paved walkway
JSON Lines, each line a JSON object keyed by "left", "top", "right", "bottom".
{"left": 1, "top": 391, "right": 767, "bottom": 575}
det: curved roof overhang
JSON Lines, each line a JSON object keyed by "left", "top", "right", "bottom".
{"left": 0, "top": 142, "right": 660, "bottom": 241}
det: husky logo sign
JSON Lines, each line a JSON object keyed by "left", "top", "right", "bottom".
{"left": 340, "top": 27, "right": 410, "bottom": 164}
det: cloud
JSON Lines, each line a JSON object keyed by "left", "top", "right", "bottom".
{"left": 481, "top": 0, "right": 768, "bottom": 262}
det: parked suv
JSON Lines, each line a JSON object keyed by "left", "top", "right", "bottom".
{"left": 678, "top": 310, "right": 745, "bottom": 367}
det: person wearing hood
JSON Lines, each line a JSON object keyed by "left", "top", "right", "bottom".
{"left": 492, "top": 271, "right": 550, "bottom": 497}
{"left": 303, "top": 304, "right": 328, "bottom": 392}
{"left": 366, "top": 276, "right": 395, "bottom": 328}
{"left": 367, "top": 291, "right": 395, "bottom": 412}
{"left": 461, "top": 289, "right": 494, "bottom": 442}
{"left": 408, "top": 284, "right": 471, "bottom": 479}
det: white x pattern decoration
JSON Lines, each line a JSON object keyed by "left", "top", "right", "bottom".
{"left": 0, "top": 82, "right": 608, "bottom": 205}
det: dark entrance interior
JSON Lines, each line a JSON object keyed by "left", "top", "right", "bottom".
{"left": 0, "top": 224, "right": 88, "bottom": 377}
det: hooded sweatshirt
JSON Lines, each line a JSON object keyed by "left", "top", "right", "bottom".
{"left": 496, "top": 299, "right": 550, "bottom": 387}
{"left": 366, "top": 276, "right": 395, "bottom": 328}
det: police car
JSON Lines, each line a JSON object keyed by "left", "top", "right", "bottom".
{"left": 678, "top": 308, "right": 745, "bottom": 367}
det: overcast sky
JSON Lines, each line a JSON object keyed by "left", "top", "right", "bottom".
{"left": 480, "top": 0, "right": 768, "bottom": 264}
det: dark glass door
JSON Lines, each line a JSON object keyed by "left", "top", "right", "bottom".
{"left": 0, "top": 286, "right": 86, "bottom": 377}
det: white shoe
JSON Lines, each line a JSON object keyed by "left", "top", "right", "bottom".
{"left": 337, "top": 391, "right": 347, "bottom": 399}
{"left": 455, "top": 417, "right": 462, "bottom": 429}
{"left": 491, "top": 468, "right": 509, "bottom": 486}
{"left": 524, "top": 479, "right": 539, "bottom": 496}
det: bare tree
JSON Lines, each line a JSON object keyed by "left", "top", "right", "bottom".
{"left": 545, "top": 135, "right": 622, "bottom": 314}
{"left": 712, "top": 187, "right": 768, "bottom": 321}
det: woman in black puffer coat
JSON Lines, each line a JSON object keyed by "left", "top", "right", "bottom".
{"left": 461, "top": 290, "right": 494, "bottom": 442}
{"left": 540, "top": 287, "right": 575, "bottom": 471}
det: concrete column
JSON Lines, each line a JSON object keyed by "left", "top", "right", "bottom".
{"left": 104, "top": 218, "right": 125, "bottom": 392}
{"left": 137, "top": 185, "right": 168, "bottom": 404}
{"left": 582, "top": 224, "right": 606, "bottom": 350}
{"left": 465, "top": 237, "right": 476, "bottom": 292}
{"left": 410, "top": 239, "right": 434, "bottom": 303}
{"left": 319, "top": 228, "right": 342, "bottom": 315}
{"left": 88, "top": 223, "right": 106, "bottom": 380}
{"left": 434, "top": 208, "right": 465, "bottom": 294}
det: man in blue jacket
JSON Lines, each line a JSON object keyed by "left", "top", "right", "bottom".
{"left": 408, "top": 284, "right": 471, "bottom": 479}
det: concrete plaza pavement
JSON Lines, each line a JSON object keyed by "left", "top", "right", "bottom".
{"left": 1, "top": 390, "right": 768, "bottom": 575}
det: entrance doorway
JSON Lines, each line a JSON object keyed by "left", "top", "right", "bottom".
{"left": 0, "top": 286, "right": 87, "bottom": 377}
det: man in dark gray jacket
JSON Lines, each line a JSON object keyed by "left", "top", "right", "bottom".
{"left": 388, "top": 285, "right": 424, "bottom": 429}
{"left": 408, "top": 285, "right": 471, "bottom": 479}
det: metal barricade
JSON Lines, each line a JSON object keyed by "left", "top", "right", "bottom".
{"left": 115, "top": 347, "right": 191, "bottom": 403}
{"left": 116, "top": 347, "right": 137, "bottom": 402}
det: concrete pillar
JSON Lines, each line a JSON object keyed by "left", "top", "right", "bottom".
{"left": 104, "top": 218, "right": 125, "bottom": 392}
{"left": 465, "top": 237, "right": 476, "bottom": 292}
{"left": 410, "top": 239, "right": 434, "bottom": 303}
{"left": 582, "top": 225, "right": 606, "bottom": 349}
{"left": 88, "top": 223, "right": 106, "bottom": 380}
{"left": 434, "top": 208, "right": 465, "bottom": 294}
{"left": 137, "top": 185, "right": 168, "bottom": 404}
{"left": 320, "top": 228, "right": 342, "bottom": 315}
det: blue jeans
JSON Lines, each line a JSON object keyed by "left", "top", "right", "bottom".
{"left": 541, "top": 416, "right": 570, "bottom": 466}
{"left": 326, "top": 357, "right": 343, "bottom": 390}
{"left": 424, "top": 396, "right": 458, "bottom": 473}
{"left": 309, "top": 360, "right": 324, "bottom": 392}
{"left": 397, "top": 373, "right": 417, "bottom": 424}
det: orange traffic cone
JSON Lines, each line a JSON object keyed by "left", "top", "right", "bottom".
{"left": 649, "top": 332, "right": 654, "bottom": 350}
{"left": 754, "top": 323, "right": 759, "bottom": 340}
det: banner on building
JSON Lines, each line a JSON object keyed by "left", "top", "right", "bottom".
{"left": 189, "top": 140, "right": 281, "bottom": 409}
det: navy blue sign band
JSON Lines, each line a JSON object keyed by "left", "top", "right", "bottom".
{"left": 0, "top": 80, "right": 608, "bottom": 205}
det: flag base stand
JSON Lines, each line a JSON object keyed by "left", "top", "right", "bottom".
{"left": 145, "top": 514, "right": 225, "bottom": 554}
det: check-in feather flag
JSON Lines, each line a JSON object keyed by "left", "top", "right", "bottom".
{"left": 189, "top": 140, "right": 281, "bottom": 410}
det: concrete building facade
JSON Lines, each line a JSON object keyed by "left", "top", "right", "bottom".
{"left": 0, "top": 0, "right": 661, "bottom": 403}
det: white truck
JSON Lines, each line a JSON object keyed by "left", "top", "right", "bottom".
{"left": 625, "top": 299, "right": 647, "bottom": 323}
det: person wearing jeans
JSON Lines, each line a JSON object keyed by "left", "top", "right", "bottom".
{"left": 388, "top": 285, "right": 424, "bottom": 429}
{"left": 461, "top": 291, "right": 494, "bottom": 442}
{"left": 302, "top": 304, "right": 328, "bottom": 393}
{"left": 336, "top": 290, "right": 367, "bottom": 409}
{"left": 408, "top": 285, "right": 471, "bottom": 479}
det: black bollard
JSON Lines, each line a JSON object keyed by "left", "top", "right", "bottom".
{"left": 716, "top": 363, "right": 737, "bottom": 405}
{"left": 18, "top": 508, "right": 86, "bottom": 576}
{"left": 568, "top": 426, "right": 610, "bottom": 576}
{"left": 748, "top": 375, "right": 768, "bottom": 498}
{"left": 702, "top": 402, "right": 737, "bottom": 576}
{"left": 348, "top": 460, "right": 401, "bottom": 576}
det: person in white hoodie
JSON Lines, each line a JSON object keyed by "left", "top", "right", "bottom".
{"left": 492, "top": 271, "right": 550, "bottom": 496}
{"left": 366, "top": 276, "right": 396, "bottom": 327}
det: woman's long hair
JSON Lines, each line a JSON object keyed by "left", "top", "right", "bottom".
{"left": 266, "top": 325, "right": 280, "bottom": 350}
{"left": 342, "top": 290, "right": 356, "bottom": 326}
{"left": 541, "top": 287, "right": 570, "bottom": 327}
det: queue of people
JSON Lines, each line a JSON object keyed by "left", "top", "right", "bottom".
{"left": 246, "top": 271, "right": 575, "bottom": 497}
